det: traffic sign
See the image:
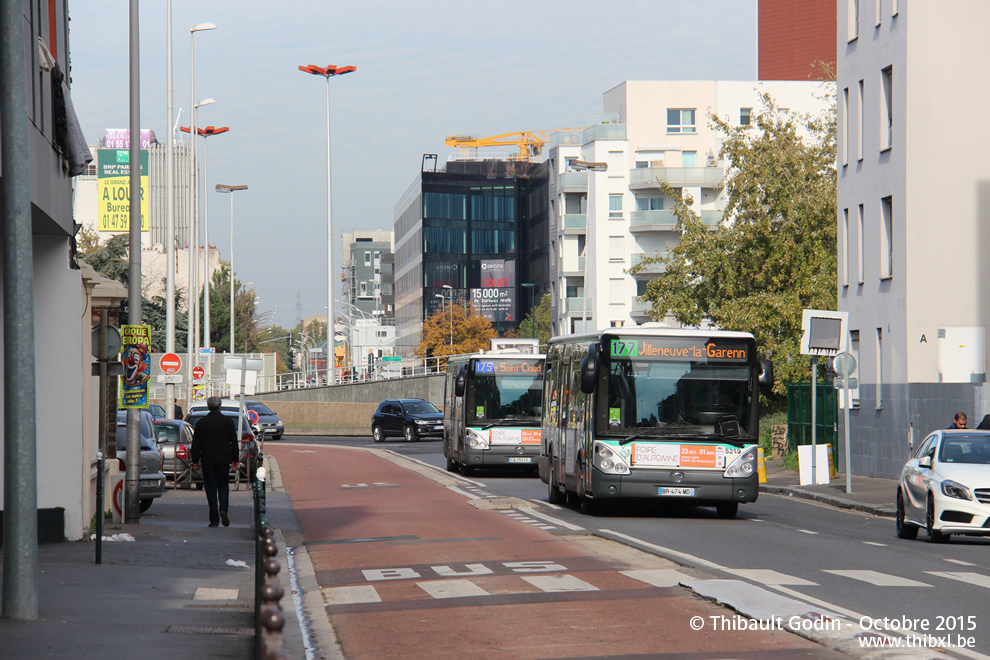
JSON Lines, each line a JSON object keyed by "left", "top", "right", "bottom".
{"left": 192, "top": 366, "right": 205, "bottom": 380}
{"left": 247, "top": 410, "right": 259, "bottom": 425}
{"left": 381, "top": 356, "right": 401, "bottom": 362}
{"left": 160, "top": 352, "right": 182, "bottom": 374}
{"left": 156, "top": 374, "right": 184, "bottom": 384}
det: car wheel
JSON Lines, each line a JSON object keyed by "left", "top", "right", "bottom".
{"left": 895, "top": 489, "right": 919, "bottom": 540}
{"left": 926, "top": 492, "right": 950, "bottom": 543}
{"left": 372, "top": 425, "right": 384, "bottom": 443}
{"left": 547, "top": 458, "right": 565, "bottom": 505}
{"left": 139, "top": 498, "right": 153, "bottom": 513}
{"left": 404, "top": 425, "right": 417, "bottom": 442}
{"left": 716, "top": 502, "right": 739, "bottom": 519}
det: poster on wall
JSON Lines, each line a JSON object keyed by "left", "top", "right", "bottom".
{"left": 470, "top": 287, "right": 514, "bottom": 322}
{"left": 119, "top": 325, "right": 151, "bottom": 408}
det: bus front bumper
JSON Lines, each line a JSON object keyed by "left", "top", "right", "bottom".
{"left": 461, "top": 445, "right": 541, "bottom": 468}
{"left": 591, "top": 468, "right": 759, "bottom": 503}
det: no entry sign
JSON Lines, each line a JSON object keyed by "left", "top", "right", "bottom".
{"left": 192, "top": 366, "right": 205, "bottom": 380}
{"left": 159, "top": 352, "right": 182, "bottom": 375}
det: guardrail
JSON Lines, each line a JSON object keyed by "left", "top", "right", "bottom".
{"left": 253, "top": 469, "right": 286, "bottom": 660}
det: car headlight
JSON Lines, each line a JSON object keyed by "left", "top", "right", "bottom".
{"left": 724, "top": 447, "right": 757, "bottom": 478}
{"left": 593, "top": 442, "right": 630, "bottom": 475}
{"left": 415, "top": 419, "right": 429, "bottom": 425}
{"left": 466, "top": 429, "right": 490, "bottom": 450}
{"left": 941, "top": 479, "right": 973, "bottom": 500}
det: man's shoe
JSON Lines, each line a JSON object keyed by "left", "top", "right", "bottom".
{"left": 208, "top": 523, "right": 218, "bottom": 528}
{"left": 220, "top": 510, "right": 229, "bottom": 527}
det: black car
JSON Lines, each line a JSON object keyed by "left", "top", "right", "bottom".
{"left": 372, "top": 399, "right": 444, "bottom": 442}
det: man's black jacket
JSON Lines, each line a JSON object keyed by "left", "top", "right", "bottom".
{"left": 191, "top": 411, "right": 239, "bottom": 465}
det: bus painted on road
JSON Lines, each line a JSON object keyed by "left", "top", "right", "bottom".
{"left": 443, "top": 352, "right": 546, "bottom": 476}
{"left": 540, "top": 327, "right": 773, "bottom": 517}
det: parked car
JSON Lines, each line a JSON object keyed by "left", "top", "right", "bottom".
{"left": 153, "top": 419, "right": 202, "bottom": 489}
{"left": 114, "top": 410, "right": 167, "bottom": 512}
{"left": 185, "top": 410, "right": 263, "bottom": 482}
{"left": 371, "top": 398, "right": 444, "bottom": 443}
{"left": 896, "top": 429, "right": 990, "bottom": 543}
{"left": 187, "top": 399, "right": 284, "bottom": 440}
{"left": 148, "top": 403, "right": 167, "bottom": 420}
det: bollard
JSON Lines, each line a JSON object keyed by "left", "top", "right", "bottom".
{"left": 757, "top": 447, "right": 767, "bottom": 484}
{"left": 826, "top": 443, "right": 837, "bottom": 479}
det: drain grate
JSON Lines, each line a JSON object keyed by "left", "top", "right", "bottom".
{"left": 167, "top": 625, "right": 253, "bottom": 636}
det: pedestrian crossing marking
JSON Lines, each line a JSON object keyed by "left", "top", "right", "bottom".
{"left": 862, "top": 541, "right": 887, "bottom": 547}
{"left": 522, "top": 575, "right": 598, "bottom": 592}
{"left": 722, "top": 569, "right": 818, "bottom": 586}
{"left": 621, "top": 569, "right": 692, "bottom": 588}
{"left": 418, "top": 579, "right": 489, "bottom": 599}
{"left": 323, "top": 585, "right": 381, "bottom": 605}
{"left": 823, "top": 570, "right": 932, "bottom": 587}
{"left": 944, "top": 558, "right": 976, "bottom": 566}
{"left": 925, "top": 571, "right": 990, "bottom": 589}
{"left": 798, "top": 529, "right": 819, "bottom": 535}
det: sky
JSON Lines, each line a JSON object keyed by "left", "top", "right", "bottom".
{"left": 67, "top": 0, "right": 757, "bottom": 329}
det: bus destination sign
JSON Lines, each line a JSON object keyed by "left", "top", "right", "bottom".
{"left": 474, "top": 359, "right": 543, "bottom": 375}
{"left": 610, "top": 338, "right": 749, "bottom": 362}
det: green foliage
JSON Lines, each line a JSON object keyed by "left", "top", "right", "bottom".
{"left": 632, "top": 87, "right": 837, "bottom": 400}
{"left": 517, "top": 294, "right": 552, "bottom": 349}
{"left": 81, "top": 233, "right": 131, "bottom": 284}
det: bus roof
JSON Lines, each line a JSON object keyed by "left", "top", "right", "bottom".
{"left": 548, "top": 327, "right": 756, "bottom": 345}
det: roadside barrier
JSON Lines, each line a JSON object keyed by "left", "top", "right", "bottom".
{"left": 757, "top": 447, "right": 767, "bottom": 483}
{"left": 253, "top": 468, "right": 287, "bottom": 660}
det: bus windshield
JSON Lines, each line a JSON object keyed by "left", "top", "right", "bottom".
{"left": 600, "top": 336, "right": 757, "bottom": 438}
{"left": 469, "top": 358, "right": 544, "bottom": 424}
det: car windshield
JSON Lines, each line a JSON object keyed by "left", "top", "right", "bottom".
{"left": 187, "top": 411, "right": 252, "bottom": 431}
{"left": 404, "top": 401, "right": 440, "bottom": 414}
{"left": 246, "top": 402, "right": 274, "bottom": 415}
{"left": 155, "top": 424, "right": 181, "bottom": 443}
{"left": 939, "top": 435, "right": 990, "bottom": 464}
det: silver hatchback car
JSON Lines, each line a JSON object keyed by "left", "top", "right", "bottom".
{"left": 115, "top": 410, "right": 167, "bottom": 512}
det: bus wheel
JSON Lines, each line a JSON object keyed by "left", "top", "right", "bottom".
{"left": 716, "top": 502, "right": 738, "bottom": 518}
{"left": 445, "top": 452, "right": 458, "bottom": 472}
{"left": 459, "top": 462, "right": 474, "bottom": 477}
{"left": 578, "top": 478, "right": 600, "bottom": 515}
{"left": 547, "top": 460, "right": 565, "bottom": 505}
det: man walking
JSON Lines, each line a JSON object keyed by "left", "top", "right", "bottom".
{"left": 191, "top": 396, "right": 239, "bottom": 527}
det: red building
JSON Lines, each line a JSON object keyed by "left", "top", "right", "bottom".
{"left": 758, "top": 0, "right": 836, "bottom": 80}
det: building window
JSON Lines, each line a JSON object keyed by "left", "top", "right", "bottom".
{"left": 875, "top": 0, "right": 882, "bottom": 25}
{"left": 635, "top": 160, "right": 649, "bottom": 168}
{"left": 740, "top": 108, "right": 752, "bottom": 126}
{"left": 857, "top": 80, "right": 864, "bottom": 161}
{"left": 682, "top": 151, "right": 697, "bottom": 167}
{"left": 880, "top": 66, "right": 893, "bottom": 150}
{"left": 842, "top": 208, "right": 849, "bottom": 287}
{"left": 880, "top": 196, "right": 893, "bottom": 279}
{"left": 360, "top": 282, "right": 367, "bottom": 296}
{"left": 608, "top": 236, "right": 624, "bottom": 262}
{"left": 841, "top": 88, "right": 849, "bottom": 166}
{"left": 636, "top": 197, "right": 663, "bottom": 211}
{"left": 857, "top": 204, "right": 864, "bottom": 284}
{"left": 364, "top": 251, "right": 371, "bottom": 266}
{"left": 609, "top": 194, "right": 623, "bottom": 219}
{"left": 875, "top": 327, "right": 883, "bottom": 410}
{"left": 849, "top": 330, "right": 861, "bottom": 407}
{"left": 667, "top": 108, "right": 696, "bottom": 134}
{"left": 892, "top": 0, "right": 898, "bottom": 16}
{"left": 374, "top": 250, "right": 381, "bottom": 265}
{"left": 848, "top": 0, "right": 859, "bottom": 41}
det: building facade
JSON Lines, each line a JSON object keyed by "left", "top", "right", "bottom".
{"left": 836, "top": 0, "right": 990, "bottom": 478}
{"left": 758, "top": 0, "right": 837, "bottom": 80}
{"left": 341, "top": 229, "right": 396, "bottom": 373}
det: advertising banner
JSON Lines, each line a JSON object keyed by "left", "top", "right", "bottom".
{"left": 470, "top": 287, "right": 514, "bottom": 323}
{"left": 103, "top": 128, "right": 152, "bottom": 149}
{"left": 119, "top": 325, "right": 151, "bottom": 408}
{"left": 97, "top": 149, "right": 149, "bottom": 232}
{"left": 480, "top": 259, "right": 515, "bottom": 288}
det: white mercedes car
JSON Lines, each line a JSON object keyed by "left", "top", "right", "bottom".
{"left": 896, "top": 429, "right": 990, "bottom": 543}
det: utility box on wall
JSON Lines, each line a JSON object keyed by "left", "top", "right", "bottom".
{"left": 938, "top": 326, "right": 986, "bottom": 383}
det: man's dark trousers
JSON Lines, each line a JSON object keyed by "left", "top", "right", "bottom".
{"left": 202, "top": 463, "right": 230, "bottom": 526}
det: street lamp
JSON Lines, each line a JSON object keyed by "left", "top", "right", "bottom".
{"left": 442, "top": 284, "right": 453, "bottom": 346}
{"left": 298, "top": 62, "right": 357, "bottom": 387}
{"left": 521, "top": 283, "right": 536, "bottom": 340}
{"left": 187, "top": 21, "right": 216, "bottom": 408}
{"left": 216, "top": 184, "right": 247, "bottom": 355}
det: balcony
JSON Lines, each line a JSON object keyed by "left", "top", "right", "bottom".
{"left": 559, "top": 171, "right": 588, "bottom": 191}
{"left": 561, "top": 256, "right": 586, "bottom": 276}
{"left": 630, "top": 253, "right": 667, "bottom": 274}
{"left": 629, "top": 166, "right": 724, "bottom": 189}
{"left": 563, "top": 214, "right": 587, "bottom": 231}
{"left": 629, "top": 209, "right": 722, "bottom": 231}
{"left": 631, "top": 297, "right": 652, "bottom": 316}
{"left": 551, "top": 131, "right": 583, "bottom": 148}
{"left": 565, "top": 297, "right": 592, "bottom": 314}
{"left": 581, "top": 124, "right": 626, "bottom": 143}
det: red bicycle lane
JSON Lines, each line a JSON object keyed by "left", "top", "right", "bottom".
{"left": 270, "top": 444, "right": 843, "bottom": 660}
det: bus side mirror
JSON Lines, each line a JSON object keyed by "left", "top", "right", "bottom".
{"left": 580, "top": 343, "right": 599, "bottom": 394}
{"left": 454, "top": 364, "right": 468, "bottom": 397}
{"left": 759, "top": 359, "right": 774, "bottom": 388}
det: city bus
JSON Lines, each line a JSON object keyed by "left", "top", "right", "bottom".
{"left": 443, "top": 351, "right": 546, "bottom": 475}
{"left": 540, "top": 327, "right": 773, "bottom": 517}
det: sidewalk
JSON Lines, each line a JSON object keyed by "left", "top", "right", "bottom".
{"left": 762, "top": 459, "right": 898, "bottom": 517}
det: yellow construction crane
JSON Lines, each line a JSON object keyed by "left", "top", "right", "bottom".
{"left": 444, "top": 128, "right": 585, "bottom": 161}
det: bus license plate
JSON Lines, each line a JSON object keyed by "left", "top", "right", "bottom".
{"left": 508, "top": 457, "right": 532, "bottom": 463}
{"left": 659, "top": 487, "right": 695, "bottom": 497}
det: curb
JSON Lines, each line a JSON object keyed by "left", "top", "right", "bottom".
{"left": 760, "top": 484, "right": 897, "bottom": 518}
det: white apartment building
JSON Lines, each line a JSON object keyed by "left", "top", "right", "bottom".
{"left": 548, "top": 80, "right": 829, "bottom": 337}
{"left": 837, "top": 0, "right": 990, "bottom": 478}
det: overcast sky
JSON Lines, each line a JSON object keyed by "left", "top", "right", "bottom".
{"left": 67, "top": 0, "right": 757, "bottom": 329}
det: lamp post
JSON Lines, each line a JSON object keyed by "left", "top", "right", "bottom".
{"left": 216, "top": 184, "right": 247, "bottom": 355}
{"left": 298, "top": 63, "right": 356, "bottom": 387}
{"left": 521, "top": 283, "right": 536, "bottom": 340}
{"left": 442, "top": 284, "right": 453, "bottom": 346}
{"left": 187, "top": 21, "right": 216, "bottom": 407}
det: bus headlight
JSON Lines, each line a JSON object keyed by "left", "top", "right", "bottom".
{"left": 593, "top": 442, "right": 630, "bottom": 475}
{"left": 466, "top": 429, "right": 490, "bottom": 450}
{"left": 723, "top": 447, "right": 757, "bottom": 479}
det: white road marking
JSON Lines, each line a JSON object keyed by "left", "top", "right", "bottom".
{"left": 599, "top": 529, "right": 724, "bottom": 571}
{"left": 323, "top": 585, "right": 381, "bottom": 605}
{"left": 432, "top": 564, "right": 493, "bottom": 577}
{"left": 945, "top": 558, "right": 976, "bottom": 566}
{"left": 862, "top": 541, "right": 887, "bottom": 546}
{"left": 194, "top": 587, "right": 239, "bottom": 600}
{"left": 823, "top": 570, "right": 932, "bottom": 587}
{"left": 522, "top": 575, "right": 599, "bottom": 592}
{"left": 418, "top": 579, "right": 489, "bottom": 599}
{"left": 447, "top": 486, "right": 480, "bottom": 500}
{"left": 723, "top": 569, "right": 818, "bottom": 586}
{"left": 926, "top": 571, "right": 990, "bottom": 589}
{"left": 536, "top": 499, "right": 562, "bottom": 510}
{"left": 523, "top": 507, "right": 586, "bottom": 531}
{"left": 621, "top": 569, "right": 692, "bottom": 587}
{"left": 798, "top": 529, "right": 819, "bottom": 535}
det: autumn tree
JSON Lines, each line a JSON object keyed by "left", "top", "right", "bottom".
{"left": 632, "top": 87, "right": 836, "bottom": 398}
{"left": 415, "top": 300, "right": 496, "bottom": 368}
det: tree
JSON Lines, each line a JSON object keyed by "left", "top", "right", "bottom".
{"left": 632, "top": 87, "right": 836, "bottom": 398}
{"left": 415, "top": 300, "right": 496, "bottom": 368}
{"left": 516, "top": 294, "right": 552, "bottom": 350}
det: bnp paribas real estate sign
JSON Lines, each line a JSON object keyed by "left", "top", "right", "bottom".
{"left": 97, "top": 129, "right": 150, "bottom": 232}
